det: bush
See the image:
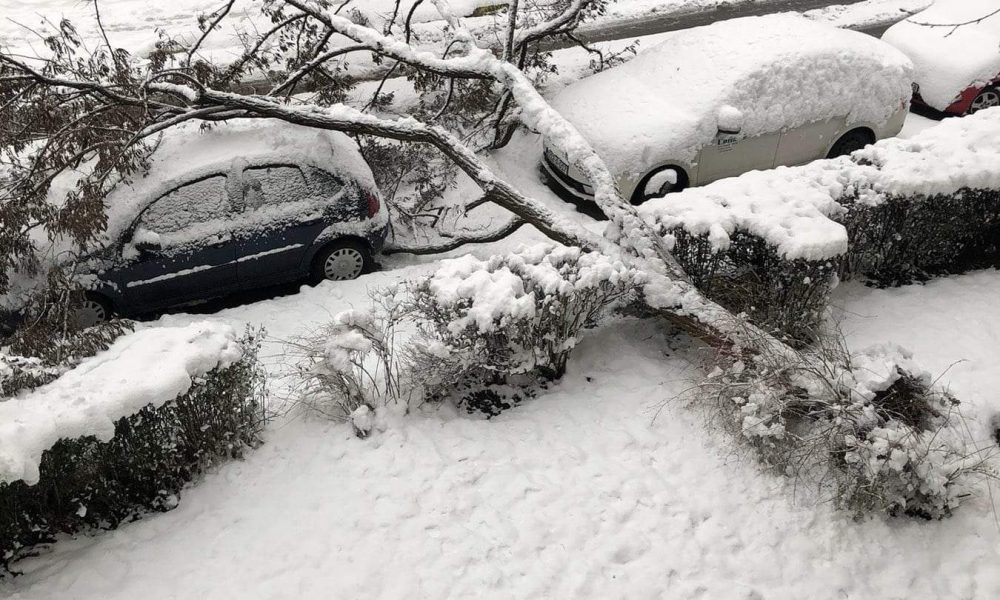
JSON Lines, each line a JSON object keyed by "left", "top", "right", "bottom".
{"left": 290, "top": 245, "right": 640, "bottom": 421}
{"left": 0, "top": 329, "right": 267, "bottom": 575}
{"left": 668, "top": 229, "right": 835, "bottom": 345}
{"left": 696, "top": 333, "right": 994, "bottom": 519}
{"left": 407, "top": 245, "right": 641, "bottom": 413}
{"left": 838, "top": 188, "right": 1000, "bottom": 287}
{"left": 287, "top": 288, "right": 414, "bottom": 429}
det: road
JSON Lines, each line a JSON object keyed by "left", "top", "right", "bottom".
{"left": 569, "top": 0, "right": 898, "bottom": 48}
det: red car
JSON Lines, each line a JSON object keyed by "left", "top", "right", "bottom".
{"left": 882, "top": 0, "right": 1000, "bottom": 116}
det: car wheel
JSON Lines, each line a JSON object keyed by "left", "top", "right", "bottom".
{"left": 969, "top": 87, "right": 1000, "bottom": 114}
{"left": 72, "top": 294, "right": 112, "bottom": 329}
{"left": 826, "top": 129, "right": 874, "bottom": 159}
{"left": 312, "top": 240, "right": 373, "bottom": 283}
{"left": 633, "top": 167, "right": 685, "bottom": 205}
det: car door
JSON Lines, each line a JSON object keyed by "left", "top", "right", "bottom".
{"left": 774, "top": 118, "right": 842, "bottom": 167}
{"left": 235, "top": 164, "right": 345, "bottom": 285}
{"left": 696, "top": 129, "right": 781, "bottom": 185}
{"left": 117, "top": 174, "right": 238, "bottom": 311}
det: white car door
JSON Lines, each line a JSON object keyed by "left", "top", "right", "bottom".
{"left": 696, "top": 130, "right": 780, "bottom": 185}
{"left": 774, "top": 118, "right": 843, "bottom": 167}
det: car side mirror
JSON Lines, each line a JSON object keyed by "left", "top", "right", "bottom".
{"left": 717, "top": 105, "right": 743, "bottom": 135}
{"left": 135, "top": 239, "right": 161, "bottom": 253}
{"left": 131, "top": 228, "right": 162, "bottom": 254}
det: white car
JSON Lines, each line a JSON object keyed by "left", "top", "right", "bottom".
{"left": 542, "top": 14, "right": 913, "bottom": 204}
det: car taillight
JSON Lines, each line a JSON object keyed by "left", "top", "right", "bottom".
{"left": 364, "top": 190, "right": 380, "bottom": 218}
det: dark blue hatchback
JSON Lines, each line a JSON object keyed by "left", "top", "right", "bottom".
{"left": 68, "top": 124, "right": 389, "bottom": 326}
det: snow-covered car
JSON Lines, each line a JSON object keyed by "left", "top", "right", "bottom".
{"left": 882, "top": 0, "right": 1000, "bottom": 116}
{"left": 541, "top": 14, "right": 913, "bottom": 204}
{"left": 67, "top": 120, "right": 388, "bottom": 326}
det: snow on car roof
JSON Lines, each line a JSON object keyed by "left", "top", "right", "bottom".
{"left": 91, "top": 119, "right": 375, "bottom": 246}
{"left": 549, "top": 13, "right": 912, "bottom": 179}
{"left": 882, "top": 0, "right": 1000, "bottom": 112}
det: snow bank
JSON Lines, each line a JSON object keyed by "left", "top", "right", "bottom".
{"left": 550, "top": 13, "right": 912, "bottom": 179}
{"left": 882, "top": 0, "right": 1000, "bottom": 111}
{"left": 639, "top": 106, "right": 1000, "bottom": 261}
{"left": 0, "top": 322, "right": 242, "bottom": 485}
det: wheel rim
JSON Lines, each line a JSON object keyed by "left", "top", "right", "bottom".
{"left": 323, "top": 248, "right": 364, "bottom": 280}
{"left": 73, "top": 299, "right": 107, "bottom": 329}
{"left": 639, "top": 169, "right": 680, "bottom": 203}
{"left": 971, "top": 90, "right": 1000, "bottom": 113}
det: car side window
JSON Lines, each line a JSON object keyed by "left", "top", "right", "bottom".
{"left": 243, "top": 165, "right": 310, "bottom": 209}
{"left": 306, "top": 168, "right": 344, "bottom": 198}
{"left": 139, "top": 175, "right": 229, "bottom": 234}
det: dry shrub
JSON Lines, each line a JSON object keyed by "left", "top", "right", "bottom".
{"left": 693, "top": 326, "right": 995, "bottom": 518}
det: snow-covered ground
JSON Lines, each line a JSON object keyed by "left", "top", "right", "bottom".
{"left": 4, "top": 266, "right": 999, "bottom": 599}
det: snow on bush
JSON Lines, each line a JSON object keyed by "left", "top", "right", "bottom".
{"left": 698, "top": 335, "right": 992, "bottom": 518}
{"left": 292, "top": 245, "right": 641, "bottom": 421}
{"left": 289, "top": 291, "right": 415, "bottom": 430}
{"left": 407, "top": 244, "right": 642, "bottom": 414}
{"left": 640, "top": 107, "right": 1000, "bottom": 265}
{"left": 0, "top": 322, "right": 243, "bottom": 485}
{"left": 0, "top": 326, "right": 266, "bottom": 574}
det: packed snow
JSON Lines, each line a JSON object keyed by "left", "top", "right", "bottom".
{"left": 548, "top": 13, "right": 912, "bottom": 181}
{"left": 882, "top": 0, "right": 1000, "bottom": 111}
{"left": 0, "top": 321, "right": 241, "bottom": 485}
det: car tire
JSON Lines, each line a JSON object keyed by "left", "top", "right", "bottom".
{"left": 632, "top": 167, "right": 687, "bottom": 205}
{"left": 969, "top": 87, "right": 1000, "bottom": 114}
{"left": 826, "top": 129, "right": 874, "bottom": 159}
{"left": 72, "top": 293, "right": 113, "bottom": 329}
{"left": 311, "top": 240, "right": 373, "bottom": 283}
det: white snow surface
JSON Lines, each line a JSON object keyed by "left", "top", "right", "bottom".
{"left": 549, "top": 13, "right": 912, "bottom": 178}
{"left": 882, "top": 0, "right": 1000, "bottom": 111}
{"left": 639, "top": 106, "right": 1000, "bottom": 260}
{"left": 0, "top": 321, "right": 242, "bottom": 485}
{"left": 3, "top": 268, "right": 1000, "bottom": 599}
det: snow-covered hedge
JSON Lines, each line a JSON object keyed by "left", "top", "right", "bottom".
{"left": 640, "top": 108, "right": 1000, "bottom": 337}
{"left": 0, "top": 323, "right": 266, "bottom": 574}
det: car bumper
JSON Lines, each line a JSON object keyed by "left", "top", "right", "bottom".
{"left": 540, "top": 154, "right": 596, "bottom": 202}
{"left": 367, "top": 220, "right": 390, "bottom": 253}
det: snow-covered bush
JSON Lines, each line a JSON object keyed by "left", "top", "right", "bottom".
{"left": 697, "top": 335, "right": 993, "bottom": 518}
{"left": 0, "top": 326, "right": 266, "bottom": 575}
{"left": 668, "top": 229, "right": 835, "bottom": 345}
{"left": 291, "top": 245, "right": 640, "bottom": 421}
{"left": 408, "top": 245, "right": 641, "bottom": 414}
{"left": 288, "top": 289, "right": 414, "bottom": 433}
